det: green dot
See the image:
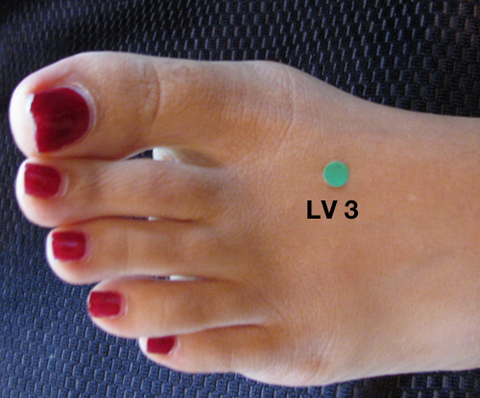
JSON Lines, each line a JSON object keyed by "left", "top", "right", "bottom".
{"left": 323, "top": 161, "right": 349, "bottom": 188}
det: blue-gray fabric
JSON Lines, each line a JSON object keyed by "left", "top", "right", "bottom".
{"left": 1, "top": 0, "right": 480, "bottom": 397}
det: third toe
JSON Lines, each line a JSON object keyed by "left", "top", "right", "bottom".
{"left": 46, "top": 218, "right": 228, "bottom": 284}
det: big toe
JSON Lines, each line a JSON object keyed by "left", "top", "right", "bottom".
{"left": 9, "top": 51, "right": 289, "bottom": 161}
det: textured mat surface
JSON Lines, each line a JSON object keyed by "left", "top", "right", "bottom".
{"left": 1, "top": 0, "right": 480, "bottom": 397}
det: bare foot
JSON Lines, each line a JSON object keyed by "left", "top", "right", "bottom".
{"left": 10, "top": 52, "right": 480, "bottom": 386}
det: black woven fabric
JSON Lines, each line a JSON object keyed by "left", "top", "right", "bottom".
{"left": 1, "top": 0, "right": 480, "bottom": 397}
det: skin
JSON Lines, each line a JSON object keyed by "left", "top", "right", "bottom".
{"left": 9, "top": 52, "right": 480, "bottom": 386}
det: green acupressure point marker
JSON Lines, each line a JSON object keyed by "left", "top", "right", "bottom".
{"left": 323, "top": 161, "right": 349, "bottom": 188}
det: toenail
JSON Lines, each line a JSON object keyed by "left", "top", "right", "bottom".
{"left": 88, "top": 291, "right": 124, "bottom": 318}
{"left": 51, "top": 231, "right": 86, "bottom": 261}
{"left": 24, "top": 163, "right": 62, "bottom": 198}
{"left": 146, "top": 336, "right": 176, "bottom": 355}
{"left": 30, "top": 87, "right": 90, "bottom": 153}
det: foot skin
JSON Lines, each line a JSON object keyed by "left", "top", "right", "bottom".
{"left": 10, "top": 52, "right": 480, "bottom": 386}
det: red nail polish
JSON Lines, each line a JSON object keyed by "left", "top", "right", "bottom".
{"left": 52, "top": 231, "right": 86, "bottom": 261}
{"left": 88, "top": 291, "right": 123, "bottom": 318}
{"left": 30, "top": 87, "right": 90, "bottom": 152}
{"left": 147, "top": 336, "right": 176, "bottom": 355}
{"left": 24, "top": 163, "right": 61, "bottom": 198}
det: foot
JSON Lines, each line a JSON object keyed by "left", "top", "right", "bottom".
{"left": 10, "top": 52, "right": 480, "bottom": 386}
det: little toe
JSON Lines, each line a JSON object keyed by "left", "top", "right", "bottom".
{"left": 139, "top": 326, "right": 338, "bottom": 386}
{"left": 138, "top": 326, "right": 275, "bottom": 378}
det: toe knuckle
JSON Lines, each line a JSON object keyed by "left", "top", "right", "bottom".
{"left": 300, "top": 339, "right": 344, "bottom": 386}
{"left": 164, "top": 61, "right": 210, "bottom": 95}
{"left": 133, "top": 59, "right": 162, "bottom": 129}
{"left": 181, "top": 229, "right": 212, "bottom": 263}
{"left": 245, "top": 60, "right": 293, "bottom": 88}
{"left": 161, "top": 61, "right": 227, "bottom": 117}
{"left": 184, "top": 175, "right": 220, "bottom": 218}
{"left": 250, "top": 59, "right": 288, "bottom": 74}
{"left": 167, "top": 290, "right": 208, "bottom": 329}
{"left": 306, "top": 356, "right": 338, "bottom": 386}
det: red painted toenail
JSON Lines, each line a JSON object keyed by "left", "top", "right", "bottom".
{"left": 30, "top": 87, "right": 90, "bottom": 152}
{"left": 147, "top": 336, "right": 176, "bottom": 355}
{"left": 24, "top": 163, "right": 61, "bottom": 198}
{"left": 51, "top": 231, "right": 86, "bottom": 261}
{"left": 88, "top": 291, "right": 123, "bottom": 318}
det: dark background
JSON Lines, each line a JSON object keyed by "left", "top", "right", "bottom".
{"left": 1, "top": 0, "right": 480, "bottom": 397}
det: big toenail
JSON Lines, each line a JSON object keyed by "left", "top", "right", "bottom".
{"left": 88, "top": 291, "right": 124, "bottom": 318}
{"left": 52, "top": 231, "right": 86, "bottom": 261}
{"left": 24, "top": 163, "right": 61, "bottom": 198}
{"left": 30, "top": 87, "right": 90, "bottom": 153}
{"left": 146, "top": 336, "right": 176, "bottom": 355}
